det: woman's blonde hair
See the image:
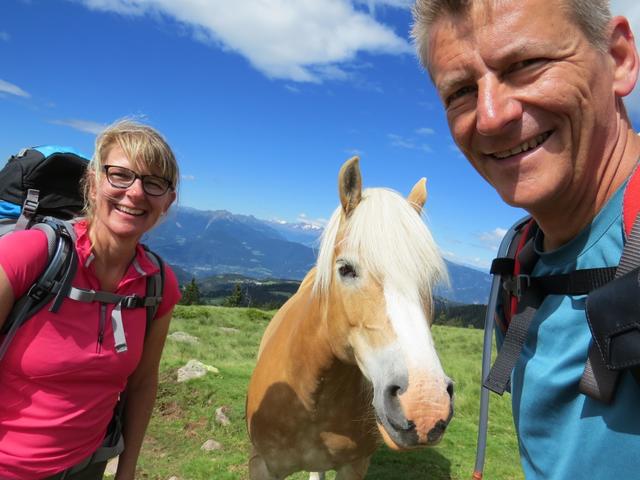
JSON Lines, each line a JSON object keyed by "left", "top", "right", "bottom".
{"left": 83, "top": 119, "right": 179, "bottom": 221}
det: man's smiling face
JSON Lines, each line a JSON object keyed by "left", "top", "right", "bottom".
{"left": 427, "top": 0, "right": 617, "bottom": 213}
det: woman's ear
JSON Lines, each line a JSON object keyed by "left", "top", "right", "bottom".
{"left": 164, "top": 190, "right": 177, "bottom": 211}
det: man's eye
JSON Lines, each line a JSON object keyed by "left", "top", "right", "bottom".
{"left": 506, "top": 58, "right": 545, "bottom": 74}
{"left": 446, "top": 85, "right": 477, "bottom": 106}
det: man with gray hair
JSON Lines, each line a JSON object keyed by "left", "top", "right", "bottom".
{"left": 412, "top": 0, "right": 640, "bottom": 478}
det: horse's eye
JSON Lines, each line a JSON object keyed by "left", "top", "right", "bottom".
{"left": 338, "top": 264, "right": 357, "bottom": 279}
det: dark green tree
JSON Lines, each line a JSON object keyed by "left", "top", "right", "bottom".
{"left": 223, "top": 283, "right": 244, "bottom": 307}
{"left": 180, "top": 277, "right": 201, "bottom": 305}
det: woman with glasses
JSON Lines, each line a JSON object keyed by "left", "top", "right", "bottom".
{"left": 0, "top": 120, "right": 181, "bottom": 480}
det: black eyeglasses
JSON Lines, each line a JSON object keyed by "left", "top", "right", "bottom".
{"left": 103, "top": 165, "right": 173, "bottom": 196}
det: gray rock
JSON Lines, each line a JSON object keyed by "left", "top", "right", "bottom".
{"left": 201, "top": 439, "right": 223, "bottom": 451}
{"left": 168, "top": 331, "right": 199, "bottom": 344}
{"left": 177, "top": 359, "right": 219, "bottom": 383}
{"left": 215, "top": 406, "right": 231, "bottom": 426}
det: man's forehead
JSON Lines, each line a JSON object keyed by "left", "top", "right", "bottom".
{"left": 426, "top": 0, "right": 568, "bottom": 64}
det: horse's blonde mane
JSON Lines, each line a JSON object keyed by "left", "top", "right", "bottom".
{"left": 313, "top": 188, "right": 448, "bottom": 300}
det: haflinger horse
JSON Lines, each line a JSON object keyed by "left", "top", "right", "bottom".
{"left": 246, "top": 157, "right": 453, "bottom": 480}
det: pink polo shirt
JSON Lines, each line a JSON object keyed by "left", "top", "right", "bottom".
{"left": 0, "top": 220, "right": 180, "bottom": 479}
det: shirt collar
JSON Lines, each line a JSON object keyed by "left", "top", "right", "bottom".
{"left": 74, "top": 219, "right": 160, "bottom": 276}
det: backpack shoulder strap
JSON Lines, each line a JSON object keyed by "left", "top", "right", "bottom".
{"left": 489, "top": 216, "right": 536, "bottom": 333}
{"left": 0, "top": 217, "right": 77, "bottom": 362}
{"left": 622, "top": 161, "right": 640, "bottom": 237}
{"left": 579, "top": 166, "right": 640, "bottom": 402}
{"left": 141, "top": 245, "right": 165, "bottom": 336}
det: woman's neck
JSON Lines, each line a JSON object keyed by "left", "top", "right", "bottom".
{"left": 88, "top": 220, "right": 140, "bottom": 291}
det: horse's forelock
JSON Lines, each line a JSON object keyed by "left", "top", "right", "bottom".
{"left": 313, "top": 188, "right": 448, "bottom": 300}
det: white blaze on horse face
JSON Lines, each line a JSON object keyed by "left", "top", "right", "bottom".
{"left": 383, "top": 285, "right": 452, "bottom": 444}
{"left": 383, "top": 285, "right": 442, "bottom": 376}
{"left": 349, "top": 283, "right": 452, "bottom": 447}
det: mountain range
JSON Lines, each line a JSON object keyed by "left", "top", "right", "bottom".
{"left": 144, "top": 206, "right": 492, "bottom": 305}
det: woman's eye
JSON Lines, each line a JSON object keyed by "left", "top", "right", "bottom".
{"left": 338, "top": 264, "right": 357, "bottom": 279}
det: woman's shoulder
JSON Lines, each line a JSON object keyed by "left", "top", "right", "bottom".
{"left": 0, "top": 227, "right": 49, "bottom": 255}
{"left": 0, "top": 228, "right": 50, "bottom": 298}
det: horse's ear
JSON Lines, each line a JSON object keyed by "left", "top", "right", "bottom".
{"left": 407, "top": 177, "right": 427, "bottom": 214}
{"left": 339, "top": 156, "right": 362, "bottom": 217}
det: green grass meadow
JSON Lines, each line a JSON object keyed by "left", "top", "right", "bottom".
{"left": 136, "top": 305, "right": 524, "bottom": 480}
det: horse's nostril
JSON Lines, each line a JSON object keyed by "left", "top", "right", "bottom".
{"left": 446, "top": 380, "right": 454, "bottom": 399}
{"left": 386, "top": 385, "right": 402, "bottom": 398}
{"left": 427, "top": 419, "right": 448, "bottom": 443}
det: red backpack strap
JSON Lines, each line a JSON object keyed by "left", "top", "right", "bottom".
{"left": 489, "top": 217, "right": 537, "bottom": 333}
{"left": 506, "top": 219, "right": 537, "bottom": 325}
{"left": 623, "top": 162, "right": 640, "bottom": 237}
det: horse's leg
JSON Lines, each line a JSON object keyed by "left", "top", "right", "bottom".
{"left": 249, "top": 447, "right": 280, "bottom": 480}
{"left": 335, "top": 456, "right": 371, "bottom": 480}
{"left": 309, "top": 473, "right": 326, "bottom": 480}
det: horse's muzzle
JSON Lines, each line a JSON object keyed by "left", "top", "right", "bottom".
{"left": 376, "top": 377, "right": 454, "bottom": 449}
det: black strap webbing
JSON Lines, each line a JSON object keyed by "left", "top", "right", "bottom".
{"left": 486, "top": 240, "right": 617, "bottom": 397}
{"left": 484, "top": 306, "right": 537, "bottom": 395}
{"left": 530, "top": 267, "right": 616, "bottom": 296}
{"left": 578, "top": 212, "right": 640, "bottom": 402}
{"left": 579, "top": 344, "right": 619, "bottom": 404}
{"left": 484, "top": 285, "right": 542, "bottom": 395}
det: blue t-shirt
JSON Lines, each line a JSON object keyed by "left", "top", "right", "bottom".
{"left": 511, "top": 183, "right": 640, "bottom": 479}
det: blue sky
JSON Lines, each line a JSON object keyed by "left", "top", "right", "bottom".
{"left": 2, "top": 0, "right": 640, "bottom": 271}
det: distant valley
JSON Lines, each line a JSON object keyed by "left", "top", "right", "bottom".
{"left": 144, "top": 206, "right": 492, "bottom": 305}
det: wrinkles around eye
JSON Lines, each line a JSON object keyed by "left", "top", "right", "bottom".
{"left": 446, "top": 85, "right": 477, "bottom": 107}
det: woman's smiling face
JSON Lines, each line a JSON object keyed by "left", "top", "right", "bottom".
{"left": 92, "top": 145, "right": 175, "bottom": 242}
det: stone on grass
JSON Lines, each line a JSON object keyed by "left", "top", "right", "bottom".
{"left": 201, "top": 439, "right": 223, "bottom": 451}
{"left": 215, "top": 406, "right": 231, "bottom": 426}
{"left": 177, "top": 359, "right": 219, "bottom": 383}
{"left": 168, "top": 331, "right": 199, "bottom": 344}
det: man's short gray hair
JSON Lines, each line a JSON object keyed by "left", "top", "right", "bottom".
{"left": 411, "top": 0, "right": 612, "bottom": 69}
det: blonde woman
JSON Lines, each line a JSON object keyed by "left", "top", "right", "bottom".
{"left": 0, "top": 120, "right": 181, "bottom": 479}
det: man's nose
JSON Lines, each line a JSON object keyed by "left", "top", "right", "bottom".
{"left": 476, "top": 77, "right": 522, "bottom": 136}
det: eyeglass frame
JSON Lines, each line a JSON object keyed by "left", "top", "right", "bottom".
{"left": 103, "top": 165, "right": 174, "bottom": 196}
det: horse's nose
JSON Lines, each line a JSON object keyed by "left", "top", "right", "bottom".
{"left": 383, "top": 383, "right": 412, "bottom": 431}
{"left": 446, "top": 377, "right": 454, "bottom": 400}
{"left": 427, "top": 419, "right": 449, "bottom": 443}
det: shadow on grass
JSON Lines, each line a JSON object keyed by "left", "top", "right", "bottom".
{"left": 367, "top": 446, "right": 452, "bottom": 480}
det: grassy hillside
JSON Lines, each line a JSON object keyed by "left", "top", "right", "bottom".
{"left": 136, "top": 305, "right": 523, "bottom": 479}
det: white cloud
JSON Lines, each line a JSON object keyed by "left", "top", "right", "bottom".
{"left": 441, "top": 250, "right": 490, "bottom": 270}
{"left": 75, "top": 0, "right": 412, "bottom": 83}
{"left": 284, "top": 84, "right": 301, "bottom": 94}
{"left": 344, "top": 148, "right": 364, "bottom": 157}
{"left": 0, "top": 79, "right": 30, "bottom": 98}
{"left": 50, "top": 118, "right": 107, "bottom": 134}
{"left": 478, "top": 227, "right": 507, "bottom": 251}
{"left": 388, "top": 133, "right": 432, "bottom": 153}
{"left": 0, "top": 32, "right": 9, "bottom": 42}
{"left": 297, "top": 213, "right": 328, "bottom": 227}
{"left": 181, "top": 174, "right": 195, "bottom": 181}
{"left": 388, "top": 133, "right": 414, "bottom": 149}
{"left": 416, "top": 127, "right": 435, "bottom": 135}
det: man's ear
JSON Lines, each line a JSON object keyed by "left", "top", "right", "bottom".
{"left": 609, "top": 16, "right": 640, "bottom": 98}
